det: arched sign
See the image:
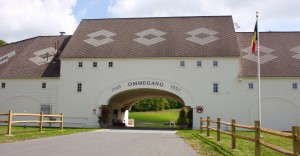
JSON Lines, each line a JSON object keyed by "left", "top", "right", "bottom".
{"left": 110, "top": 80, "right": 182, "bottom": 93}
{"left": 95, "top": 78, "right": 196, "bottom": 107}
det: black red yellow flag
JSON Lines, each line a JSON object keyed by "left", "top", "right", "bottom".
{"left": 251, "top": 21, "right": 258, "bottom": 54}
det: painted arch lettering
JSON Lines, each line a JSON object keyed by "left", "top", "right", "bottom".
{"left": 128, "top": 81, "right": 164, "bottom": 87}
{"left": 111, "top": 80, "right": 182, "bottom": 93}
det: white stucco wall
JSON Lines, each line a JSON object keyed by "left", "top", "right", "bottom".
{"left": 238, "top": 78, "right": 300, "bottom": 131}
{"left": 0, "top": 79, "right": 59, "bottom": 126}
{"left": 59, "top": 57, "right": 240, "bottom": 128}
{"left": 1, "top": 58, "right": 299, "bottom": 131}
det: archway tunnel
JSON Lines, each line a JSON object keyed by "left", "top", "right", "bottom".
{"left": 102, "top": 88, "right": 187, "bottom": 128}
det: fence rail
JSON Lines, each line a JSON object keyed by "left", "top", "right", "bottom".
{"left": 200, "top": 116, "right": 300, "bottom": 156}
{"left": 0, "top": 110, "right": 63, "bottom": 136}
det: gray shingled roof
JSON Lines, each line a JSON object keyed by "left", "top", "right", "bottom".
{"left": 0, "top": 36, "right": 70, "bottom": 78}
{"left": 1, "top": 16, "right": 300, "bottom": 78}
{"left": 237, "top": 32, "right": 300, "bottom": 77}
{"left": 61, "top": 16, "right": 240, "bottom": 58}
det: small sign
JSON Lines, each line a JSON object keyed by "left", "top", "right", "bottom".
{"left": 196, "top": 106, "right": 204, "bottom": 113}
{"left": 93, "top": 109, "right": 96, "bottom": 114}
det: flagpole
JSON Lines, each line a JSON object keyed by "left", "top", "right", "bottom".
{"left": 256, "top": 12, "right": 262, "bottom": 124}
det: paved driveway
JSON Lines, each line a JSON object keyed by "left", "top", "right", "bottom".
{"left": 0, "top": 129, "right": 199, "bottom": 156}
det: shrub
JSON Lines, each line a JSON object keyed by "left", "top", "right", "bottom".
{"left": 177, "top": 108, "right": 189, "bottom": 127}
{"left": 187, "top": 108, "right": 193, "bottom": 128}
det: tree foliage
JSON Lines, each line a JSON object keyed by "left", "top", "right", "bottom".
{"left": 187, "top": 108, "right": 193, "bottom": 128}
{"left": 0, "top": 40, "right": 7, "bottom": 46}
{"left": 130, "top": 98, "right": 184, "bottom": 112}
{"left": 177, "top": 108, "right": 189, "bottom": 126}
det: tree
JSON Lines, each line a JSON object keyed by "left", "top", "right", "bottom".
{"left": 131, "top": 98, "right": 184, "bottom": 112}
{"left": 0, "top": 40, "right": 7, "bottom": 46}
{"left": 187, "top": 108, "right": 193, "bottom": 128}
{"left": 177, "top": 108, "right": 189, "bottom": 129}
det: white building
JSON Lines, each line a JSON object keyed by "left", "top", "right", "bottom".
{"left": 0, "top": 16, "right": 299, "bottom": 131}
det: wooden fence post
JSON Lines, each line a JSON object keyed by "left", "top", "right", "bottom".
{"left": 293, "top": 126, "right": 300, "bottom": 155}
{"left": 60, "top": 113, "right": 63, "bottom": 131}
{"left": 217, "top": 117, "right": 221, "bottom": 141}
{"left": 231, "top": 119, "right": 236, "bottom": 149}
{"left": 207, "top": 116, "right": 210, "bottom": 137}
{"left": 200, "top": 117, "right": 203, "bottom": 133}
{"left": 255, "top": 121, "right": 261, "bottom": 156}
{"left": 7, "top": 110, "right": 12, "bottom": 136}
{"left": 39, "top": 112, "right": 43, "bottom": 132}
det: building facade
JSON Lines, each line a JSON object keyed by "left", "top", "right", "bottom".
{"left": 0, "top": 16, "right": 299, "bottom": 131}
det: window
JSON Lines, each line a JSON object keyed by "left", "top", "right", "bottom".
{"left": 292, "top": 83, "right": 298, "bottom": 90}
{"left": 42, "top": 82, "right": 46, "bottom": 89}
{"left": 248, "top": 83, "right": 254, "bottom": 89}
{"left": 213, "top": 61, "right": 218, "bottom": 67}
{"left": 77, "top": 83, "right": 82, "bottom": 92}
{"left": 108, "top": 62, "right": 113, "bottom": 68}
{"left": 197, "top": 61, "right": 202, "bottom": 67}
{"left": 1, "top": 82, "right": 5, "bottom": 88}
{"left": 213, "top": 83, "right": 219, "bottom": 93}
{"left": 93, "top": 62, "right": 97, "bottom": 68}
{"left": 78, "top": 62, "right": 83, "bottom": 68}
{"left": 41, "top": 105, "right": 51, "bottom": 114}
{"left": 180, "top": 61, "right": 185, "bottom": 67}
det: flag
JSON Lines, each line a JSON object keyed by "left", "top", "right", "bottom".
{"left": 251, "top": 21, "right": 258, "bottom": 54}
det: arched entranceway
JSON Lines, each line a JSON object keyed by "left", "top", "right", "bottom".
{"left": 104, "top": 88, "right": 187, "bottom": 128}
{"left": 95, "top": 79, "right": 196, "bottom": 128}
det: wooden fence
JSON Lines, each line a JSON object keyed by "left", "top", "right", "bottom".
{"left": 0, "top": 110, "right": 63, "bottom": 136}
{"left": 200, "top": 116, "right": 300, "bottom": 156}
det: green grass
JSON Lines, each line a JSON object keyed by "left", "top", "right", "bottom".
{"left": 0, "top": 126, "right": 98, "bottom": 143}
{"left": 177, "top": 130, "right": 293, "bottom": 156}
{"left": 129, "top": 109, "right": 180, "bottom": 128}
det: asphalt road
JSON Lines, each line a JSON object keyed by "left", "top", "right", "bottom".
{"left": 0, "top": 129, "right": 199, "bottom": 156}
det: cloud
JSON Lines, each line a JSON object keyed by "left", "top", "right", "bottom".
{"left": 0, "top": 0, "right": 78, "bottom": 43}
{"left": 108, "top": 0, "right": 300, "bottom": 32}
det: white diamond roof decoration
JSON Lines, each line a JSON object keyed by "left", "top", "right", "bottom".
{"left": 84, "top": 30, "right": 116, "bottom": 47}
{"left": 0, "top": 51, "right": 16, "bottom": 65}
{"left": 186, "top": 27, "right": 219, "bottom": 45}
{"left": 242, "top": 46, "right": 277, "bottom": 64}
{"left": 29, "top": 47, "right": 56, "bottom": 65}
{"left": 134, "top": 28, "right": 166, "bottom": 46}
{"left": 290, "top": 45, "right": 300, "bottom": 60}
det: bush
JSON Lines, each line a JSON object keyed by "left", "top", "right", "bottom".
{"left": 177, "top": 108, "right": 189, "bottom": 127}
{"left": 187, "top": 108, "right": 193, "bottom": 128}
{"left": 98, "top": 107, "right": 109, "bottom": 125}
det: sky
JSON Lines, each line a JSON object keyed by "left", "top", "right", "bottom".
{"left": 1, "top": 0, "right": 300, "bottom": 43}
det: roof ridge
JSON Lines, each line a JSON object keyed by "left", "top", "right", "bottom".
{"left": 81, "top": 15, "right": 233, "bottom": 21}
{"left": 1, "top": 35, "right": 72, "bottom": 47}
{"left": 0, "top": 36, "right": 37, "bottom": 48}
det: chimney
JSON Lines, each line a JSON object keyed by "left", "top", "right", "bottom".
{"left": 60, "top": 32, "right": 66, "bottom": 36}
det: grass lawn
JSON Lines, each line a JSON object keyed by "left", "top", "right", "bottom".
{"left": 129, "top": 109, "right": 180, "bottom": 128}
{"left": 0, "top": 126, "right": 98, "bottom": 143}
{"left": 177, "top": 130, "right": 293, "bottom": 156}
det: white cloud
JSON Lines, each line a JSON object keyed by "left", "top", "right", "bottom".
{"left": 108, "top": 0, "right": 300, "bottom": 32}
{"left": 0, "top": 0, "right": 78, "bottom": 43}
